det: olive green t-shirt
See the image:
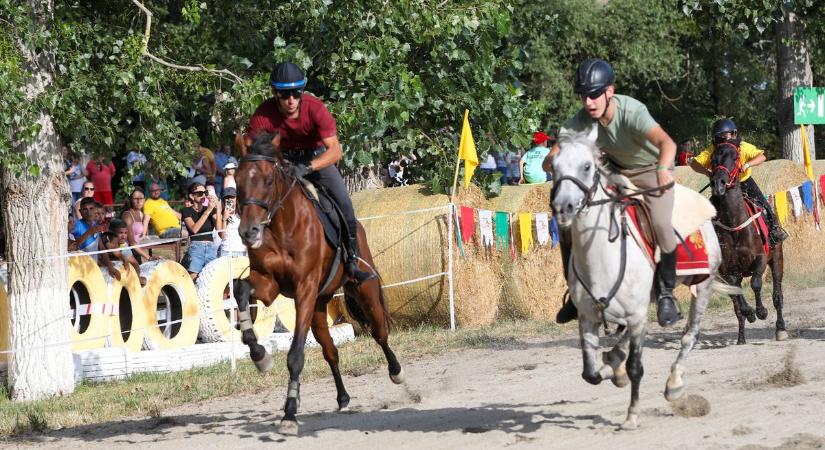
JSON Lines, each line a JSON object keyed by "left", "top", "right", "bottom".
{"left": 561, "top": 94, "right": 660, "bottom": 169}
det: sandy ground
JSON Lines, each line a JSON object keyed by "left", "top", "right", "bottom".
{"left": 6, "top": 287, "right": 825, "bottom": 450}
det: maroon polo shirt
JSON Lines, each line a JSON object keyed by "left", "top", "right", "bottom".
{"left": 247, "top": 94, "right": 337, "bottom": 151}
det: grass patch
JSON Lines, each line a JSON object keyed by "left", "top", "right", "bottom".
{"left": 0, "top": 319, "right": 563, "bottom": 437}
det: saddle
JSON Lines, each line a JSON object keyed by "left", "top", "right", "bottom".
{"left": 295, "top": 178, "right": 343, "bottom": 250}
{"left": 741, "top": 197, "right": 770, "bottom": 255}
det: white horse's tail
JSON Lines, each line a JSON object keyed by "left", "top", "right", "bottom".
{"left": 711, "top": 278, "right": 744, "bottom": 296}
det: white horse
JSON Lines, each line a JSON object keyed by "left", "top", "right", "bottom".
{"left": 551, "top": 126, "right": 738, "bottom": 429}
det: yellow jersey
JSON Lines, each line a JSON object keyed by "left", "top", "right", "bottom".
{"left": 692, "top": 140, "right": 764, "bottom": 182}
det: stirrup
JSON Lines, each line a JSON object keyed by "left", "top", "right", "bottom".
{"left": 347, "top": 260, "right": 375, "bottom": 284}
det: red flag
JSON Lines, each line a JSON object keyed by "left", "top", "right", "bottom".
{"left": 460, "top": 206, "right": 475, "bottom": 244}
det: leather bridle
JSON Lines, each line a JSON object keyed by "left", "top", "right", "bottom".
{"left": 712, "top": 142, "right": 741, "bottom": 190}
{"left": 238, "top": 154, "right": 298, "bottom": 226}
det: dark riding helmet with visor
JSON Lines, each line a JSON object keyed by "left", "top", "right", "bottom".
{"left": 270, "top": 62, "right": 307, "bottom": 96}
{"left": 712, "top": 118, "right": 739, "bottom": 145}
{"left": 574, "top": 58, "right": 615, "bottom": 98}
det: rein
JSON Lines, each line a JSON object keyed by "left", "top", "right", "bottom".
{"left": 239, "top": 154, "right": 299, "bottom": 225}
{"left": 711, "top": 142, "right": 758, "bottom": 233}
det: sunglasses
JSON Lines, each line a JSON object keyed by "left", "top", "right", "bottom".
{"left": 192, "top": 191, "right": 207, "bottom": 197}
{"left": 83, "top": 187, "right": 95, "bottom": 191}
{"left": 277, "top": 89, "right": 303, "bottom": 100}
{"left": 132, "top": 197, "right": 145, "bottom": 200}
{"left": 581, "top": 90, "right": 606, "bottom": 100}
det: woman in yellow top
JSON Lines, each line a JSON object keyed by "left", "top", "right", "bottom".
{"left": 689, "top": 118, "right": 788, "bottom": 246}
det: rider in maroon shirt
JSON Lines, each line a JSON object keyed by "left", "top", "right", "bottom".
{"left": 247, "top": 62, "right": 374, "bottom": 284}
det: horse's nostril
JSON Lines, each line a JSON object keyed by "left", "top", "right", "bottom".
{"left": 565, "top": 203, "right": 574, "bottom": 214}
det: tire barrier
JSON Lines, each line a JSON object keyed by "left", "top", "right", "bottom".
{"left": 139, "top": 260, "right": 200, "bottom": 351}
{"left": 101, "top": 262, "right": 147, "bottom": 352}
{"left": 68, "top": 255, "right": 111, "bottom": 350}
{"left": 195, "top": 256, "right": 278, "bottom": 343}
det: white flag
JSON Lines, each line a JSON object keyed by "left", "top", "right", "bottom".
{"left": 478, "top": 209, "right": 494, "bottom": 248}
{"left": 535, "top": 213, "right": 550, "bottom": 246}
{"left": 789, "top": 187, "right": 803, "bottom": 218}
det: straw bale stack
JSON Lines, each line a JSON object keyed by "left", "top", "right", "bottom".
{"left": 351, "top": 184, "right": 501, "bottom": 328}
{"left": 484, "top": 183, "right": 565, "bottom": 320}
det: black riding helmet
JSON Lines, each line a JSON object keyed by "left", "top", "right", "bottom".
{"left": 270, "top": 62, "right": 307, "bottom": 90}
{"left": 574, "top": 58, "right": 615, "bottom": 97}
{"left": 712, "top": 118, "right": 738, "bottom": 144}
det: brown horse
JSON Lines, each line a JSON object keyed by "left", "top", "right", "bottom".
{"left": 232, "top": 132, "right": 403, "bottom": 436}
{"left": 710, "top": 142, "right": 787, "bottom": 345}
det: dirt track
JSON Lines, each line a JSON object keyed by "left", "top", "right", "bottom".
{"left": 8, "top": 287, "right": 825, "bottom": 449}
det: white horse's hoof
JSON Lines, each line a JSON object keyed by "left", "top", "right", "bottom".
{"left": 665, "top": 384, "right": 685, "bottom": 402}
{"left": 776, "top": 330, "right": 789, "bottom": 341}
{"left": 390, "top": 368, "right": 405, "bottom": 385}
{"left": 621, "top": 414, "right": 639, "bottom": 430}
{"left": 612, "top": 361, "right": 629, "bottom": 388}
{"left": 254, "top": 353, "right": 274, "bottom": 373}
{"left": 278, "top": 419, "right": 299, "bottom": 436}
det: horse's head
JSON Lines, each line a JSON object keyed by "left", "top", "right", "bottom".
{"left": 551, "top": 125, "right": 601, "bottom": 227}
{"left": 710, "top": 141, "right": 740, "bottom": 197}
{"left": 235, "top": 132, "right": 285, "bottom": 248}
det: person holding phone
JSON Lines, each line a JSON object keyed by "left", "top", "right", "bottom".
{"left": 181, "top": 182, "right": 223, "bottom": 280}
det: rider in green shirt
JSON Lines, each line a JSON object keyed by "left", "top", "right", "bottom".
{"left": 544, "top": 58, "right": 682, "bottom": 328}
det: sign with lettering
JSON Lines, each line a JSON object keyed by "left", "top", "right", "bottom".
{"left": 794, "top": 87, "right": 825, "bottom": 124}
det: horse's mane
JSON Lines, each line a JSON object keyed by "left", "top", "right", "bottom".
{"left": 557, "top": 126, "right": 605, "bottom": 169}
{"left": 248, "top": 132, "right": 280, "bottom": 158}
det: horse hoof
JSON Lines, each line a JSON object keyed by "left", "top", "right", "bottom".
{"left": 621, "top": 414, "right": 639, "bottom": 430}
{"left": 776, "top": 330, "right": 789, "bottom": 341}
{"left": 254, "top": 353, "right": 274, "bottom": 373}
{"left": 736, "top": 339, "right": 746, "bottom": 345}
{"left": 665, "top": 384, "right": 685, "bottom": 402}
{"left": 612, "top": 373, "right": 630, "bottom": 388}
{"left": 745, "top": 312, "right": 757, "bottom": 323}
{"left": 390, "top": 368, "right": 405, "bottom": 385}
{"left": 338, "top": 396, "right": 350, "bottom": 411}
{"left": 756, "top": 307, "right": 768, "bottom": 320}
{"left": 278, "top": 419, "right": 299, "bottom": 436}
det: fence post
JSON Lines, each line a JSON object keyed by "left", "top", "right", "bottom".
{"left": 448, "top": 203, "right": 456, "bottom": 332}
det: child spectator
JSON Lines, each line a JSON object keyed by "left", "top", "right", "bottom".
{"left": 72, "top": 197, "right": 105, "bottom": 256}
{"left": 104, "top": 220, "right": 147, "bottom": 285}
{"left": 181, "top": 182, "right": 223, "bottom": 280}
{"left": 219, "top": 187, "right": 246, "bottom": 257}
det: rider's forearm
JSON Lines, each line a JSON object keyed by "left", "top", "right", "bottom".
{"left": 747, "top": 153, "right": 766, "bottom": 168}
{"left": 312, "top": 136, "right": 342, "bottom": 171}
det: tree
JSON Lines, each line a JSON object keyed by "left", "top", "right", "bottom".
{"left": 1, "top": 0, "right": 75, "bottom": 401}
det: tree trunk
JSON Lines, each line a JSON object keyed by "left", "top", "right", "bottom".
{"left": 775, "top": 4, "right": 815, "bottom": 163}
{"left": 1, "top": 0, "right": 75, "bottom": 400}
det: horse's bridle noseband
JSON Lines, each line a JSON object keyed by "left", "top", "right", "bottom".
{"left": 712, "top": 142, "right": 741, "bottom": 190}
{"left": 239, "top": 154, "right": 298, "bottom": 226}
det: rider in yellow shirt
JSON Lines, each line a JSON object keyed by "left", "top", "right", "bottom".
{"left": 689, "top": 118, "right": 788, "bottom": 246}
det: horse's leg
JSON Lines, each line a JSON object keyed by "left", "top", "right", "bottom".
{"left": 603, "top": 329, "right": 630, "bottom": 388}
{"left": 580, "top": 318, "right": 612, "bottom": 385}
{"left": 310, "top": 297, "right": 350, "bottom": 411}
{"left": 770, "top": 249, "right": 788, "bottom": 341}
{"left": 622, "top": 319, "right": 647, "bottom": 430}
{"left": 665, "top": 277, "right": 710, "bottom": 401}
{"left": 730, "top": 293, "right": 748, "bottom": 345}
{"left": 346, "top": 253, "right": 403, "bottom": 383}
{"left": 279, "top": 283, "right": 319, "bottom": 436}
{"left": 234, "top": 273, "right": 278, "bottom": 372}
{"left": 751, "top": 256, "right": 769, "bottom": 320}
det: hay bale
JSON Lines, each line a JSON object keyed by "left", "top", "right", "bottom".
{"left": 351, "top": 184, "right": 500, "bottom": 328}
{"left": 484, "top": 183, "right": 565, "bottom": 320}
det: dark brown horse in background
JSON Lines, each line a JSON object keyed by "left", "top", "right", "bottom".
{"left": 710, "top": 142, "right": 787, "bottom": 345}
{"left": 232, "top": 132, "right": 403, "bottom": 436}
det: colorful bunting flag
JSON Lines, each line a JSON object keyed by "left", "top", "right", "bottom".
{"left": 453, "top": 205, "right": 465, "bottom": 257}
{"left": 495, "top": 211, "right": 510, "bottom": 250}
{"left": 820, "top": 175, "right": 825, "bottom": 205}
{"left": 802, "top": 124, "right": 814, "bottom": 181}
{"left": 774, "top": 191, "right": 789, "bottom": 227}
{"left": 551, "top": 216, "right": 560, "bottom": 247}
{"left": 460, "top": 206, "right": 475, "bottom": 244}
{"left": 801, "top": 182, "right": 814, "bottom": 212}
{"left": 519, "top": 212, "right": 533, "bottom": 254}
{"left": 478, "top": 209, "right": 493, "bottom": 248}
{"left": 789, "top": 187, "right": 803, "bottom": 219}
{"left": 535, "top": 213, "right": 550, "bottom": 246}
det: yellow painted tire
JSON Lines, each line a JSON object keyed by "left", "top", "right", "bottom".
{"left": 67, "top": 254, "right": 110, "bottom": 350}
{"left": 139, "top": 260, "right": 199, "bottom": 350}
{"left": 0, "top": 270, "right": 9, "bottom": 363}
{"left": 195, "top": 256, "right": 277, "bottom": 342}
{"left": 273, "top": 295, "right": 341, "bottom": 332}
{"left": 101, "top": 262, "right": 147, "bottom": 352}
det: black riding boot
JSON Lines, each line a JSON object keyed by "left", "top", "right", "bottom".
{"left": 763, "top": 209, "right": 788, "bottom": 247}
{"left": 346, "top": 235, "right": 375, "bottom": 284}
{"left": 655, "top": 250, "right": 682, "bottom": 327}
{"left": 555, "top": 228, "right": 579, "bottom": 324}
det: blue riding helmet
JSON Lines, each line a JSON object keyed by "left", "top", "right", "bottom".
{"left": 270, "top": 62, "right": 307, "bottom": 90}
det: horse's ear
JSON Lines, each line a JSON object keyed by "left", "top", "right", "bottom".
{"left": 586, "top": 124, "right": 599, "bottom": 143}
{"left": 235, "top": 132, "right": 250, "bottom": 158}
{"left": 270, "top": 133, "right": 281, "bottom": 151}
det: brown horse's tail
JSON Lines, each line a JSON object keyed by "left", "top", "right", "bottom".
{"left": 345, "top": 274, "right": 394, "bottom": 333}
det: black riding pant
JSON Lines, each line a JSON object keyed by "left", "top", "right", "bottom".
{"left": 741, "top": 177, "right": 779, "bottom": 230}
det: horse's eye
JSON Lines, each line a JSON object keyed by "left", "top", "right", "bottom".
{"left": 584, "top": 163, "right": 592, "bottom": 171}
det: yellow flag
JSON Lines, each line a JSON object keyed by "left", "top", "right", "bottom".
{"left": 801, "top": 124, "right": 814, "bottom": 181}
{"left": 458, "top": 109, "right": 478, "bottom": 189}
{"left": 519, "top": 212, "right": 533, "bottom": 253}
{"left": 774, "top": 191, "right": 788, "bottom": 227}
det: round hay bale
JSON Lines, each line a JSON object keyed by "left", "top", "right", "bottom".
{"left": 674, "top": 159, "right": 811, "bottom": 196}
{"left": 485, "top": 183, "right": 565, "bottom": 320}
{"left": 351, "top": 184, "right": 500, "bottom": 328}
